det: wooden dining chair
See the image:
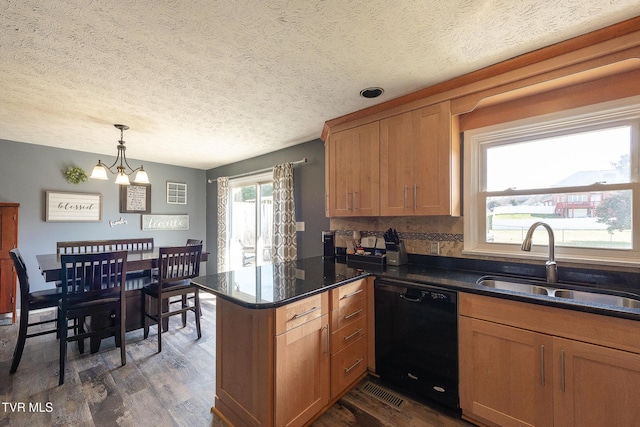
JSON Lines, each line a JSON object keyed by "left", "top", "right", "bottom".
{"left": 58, "top": 251, "right": 128, "bottom": 385}
{"left": 8, "top": 249, "right": 61, "bottom": 374}
{"left": 143, "top": 245, "right": 202, "bottom": 352}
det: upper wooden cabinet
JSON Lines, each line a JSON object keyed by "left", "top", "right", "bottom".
{"left": 380, "top": 101, "right": 459, "bottom": 216}
{"left": 325, "top": 102, "right": 459, "bottom": 217}
{"left": 326, "top": 122, "right": 380, "bottom": 217}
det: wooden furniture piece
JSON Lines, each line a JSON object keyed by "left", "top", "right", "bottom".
{"left": 325, "top": 122, "right": 380, "bottom": 216}
{"left": 0, "top": 203, "right": 19, "bottom": 323}
{"left": 213, "top": 277, "right": 372, "bottom": 427}
{"left": 323, "top": 102, "right": 460, "bottom": 218}
{"left": 329, "top": 278, "right": 368, "bottom": 398}
{"left": 380, "top": 101, "right": 459, "bottom": 216}
{"left": 143, "top": 245, "right": 202, "bottom": 352}
{"left": 56, "top": 238, "right": 154, "bottom": 254}
{"left": 8, "top": 249, "right": 60, "bottom": 374}
{"left": 36, "top": 249, "right": 209, "bottom": 335}
{"left": 459, "top": 293, "right": 640, "bottom": 427}
{"left": 58, "top": 251, "right": 128, "bottom": 385}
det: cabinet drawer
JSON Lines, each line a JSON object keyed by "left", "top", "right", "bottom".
{"left": 276, "top": 292, "right": 328, "bottom": 335}
{"left": 331, "top": 315, "right": 366, "bottom": 354}
{"left": 331, "top": 296, "right": 366, "bottom": 331}
{"left": 331, "top": 279, "right": 366, "bottom": 310}
{"left": 331, "top": 335, "right": 367, "bottom": 398}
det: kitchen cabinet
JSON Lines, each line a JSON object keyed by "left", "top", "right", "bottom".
{"left": 380, "top": 101, "right": 459, "bottom": 216}
{"left": 0, "top": 203, "right": 19, "bottom": 323}
{"left": 214, "top": 292, "right": 330, "bottom": 427}
{"left": 325, "top": 122, "right": 379, "bottom": 216}
{"left": 329, "top": 278, "right": 368, "bottom": 398}
{"left": 459, "top": 293, "right": 640, "bottom": 427}
{"left": 274, "top": 294, "right": 330, "bottom": 427}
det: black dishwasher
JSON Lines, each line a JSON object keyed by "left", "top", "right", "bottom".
{"left": 374, "top": 278, "right": 459, "bottom": 411}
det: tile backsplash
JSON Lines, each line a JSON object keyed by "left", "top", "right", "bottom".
{"left": 330, "top": 216, "right": 464, "bottom": 257}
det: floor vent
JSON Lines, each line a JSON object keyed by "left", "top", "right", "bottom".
{"left": 361, "top": 381, "right": 405, "bottom": 409}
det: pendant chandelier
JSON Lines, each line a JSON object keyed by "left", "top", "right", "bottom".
{"left": 90, "top": 124, "right": 149, "bottom": 185}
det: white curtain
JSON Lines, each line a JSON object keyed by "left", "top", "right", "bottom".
{"left": 272, "top": 163, "right": 297, "bottom": 263}
{"left": 216, "top": 177, "right": 229, "bottom": 276}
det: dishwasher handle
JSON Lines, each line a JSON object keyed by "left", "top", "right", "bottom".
{"left": 399, "top": 292, "right": 423, "bottom": 303}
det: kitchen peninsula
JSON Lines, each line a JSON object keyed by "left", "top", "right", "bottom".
{"left": 192, "top": 257, "right": 373, "bottom": 427}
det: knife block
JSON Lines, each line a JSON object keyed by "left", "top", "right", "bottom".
{"left": 386, "top": 241, "right": 408, "bottom": 266}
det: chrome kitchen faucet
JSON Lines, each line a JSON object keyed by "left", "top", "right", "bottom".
{"left": 521, "top": 221, "right": 558, "bottom": 284}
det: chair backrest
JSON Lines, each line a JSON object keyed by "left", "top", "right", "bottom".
{"left": 60, "top": 251, "right": 128, "bottom": 302}
{"left": 157, "top": 245, "right": 202, "bottom": 285}
{"left": 186, "top": 239, "right": 202, "bottom": 246}
{"left": 57, "top": 238, "right": 154, "bottom": 255}
{"left": 9, "top": 249, "right": 30, "bottom": 305}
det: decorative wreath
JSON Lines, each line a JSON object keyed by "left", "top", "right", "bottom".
{"left": 64, "top": 166, "right": 88, "bottom": 184}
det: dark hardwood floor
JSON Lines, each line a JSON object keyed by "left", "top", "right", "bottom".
{"left": 1, "top": 295, "right": 472, "bottom": 426}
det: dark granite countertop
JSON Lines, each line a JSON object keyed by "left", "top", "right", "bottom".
{"left": 192, "top": 255, "right": 640, "bottom": 321}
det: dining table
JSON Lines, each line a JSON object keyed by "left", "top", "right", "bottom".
{"left": 36, "top": 249, "right": 209, "bottom": 352}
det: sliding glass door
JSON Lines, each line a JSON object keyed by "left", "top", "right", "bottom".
{"left": 228, "top": 172, "right": 273, "bottom": 270}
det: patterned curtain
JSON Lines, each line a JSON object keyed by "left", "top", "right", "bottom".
{"left": 216, "top": 177, "right": 230, "bottom": 276}
{"left": 272, "top": 163, "right": 297, "bottom": 263}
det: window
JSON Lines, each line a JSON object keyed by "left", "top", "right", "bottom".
{"left": 464, "top": 96, "right": 640, "bottom": 266}
{"left": 227, "top": 172, "right": 273, "bottom": 270}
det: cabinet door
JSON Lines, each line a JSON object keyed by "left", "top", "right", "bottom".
{"left": 326, "top": 123, "right": 379, "bottom": 217}
{"left": 351, "top": 122, "right": 379, "bottom": 216}
{"left": 275, "top": 314, "right": 330, "bottom": 427}
{"left": 380, "top": 110, "right": 414, "bottom": 215}
{"left": 459, "top": 316, "right": 554, "bottom": 427}
{"left": 554, "top": 337, "right": 640, "bottom": 427}
{"left": 0, "top": 259, "right": 14, "bottom": 315}
{"left": 411, "top": 102, "right": 453, "bottom": 215}
{"left": 327, "top": 128, "right": 353, "bottom": 216}
{"left": 0, "top": 206, "right": 17, "bottom": 317}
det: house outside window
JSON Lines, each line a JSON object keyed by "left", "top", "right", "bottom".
{"left": 464, "top": 96, "right": 640, "bottom": 266}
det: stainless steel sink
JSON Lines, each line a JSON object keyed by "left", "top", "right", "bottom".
{"left": 478, "top": 278, "right": 549, "bottom": 296}
{"left": 477, "top": 276, "right": 640, "bottom": 310}
{"left": 552, "top": 289, "right": 640, "bottom": 309}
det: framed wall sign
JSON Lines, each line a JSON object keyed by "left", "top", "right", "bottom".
{"left": 167, "top": 182, "right": 187, "bottom": 204}
{"left": 142, "top": 214, "right": 189, "bottom": 231}
{"left": 46, "top": 191, "right": 103, "bottom": 222}
{"left": 120, "top": 184, "right": 151, "bottom": 213}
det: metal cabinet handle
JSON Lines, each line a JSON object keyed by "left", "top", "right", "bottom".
{"left": 413, "top": 184, "right": 417, "bottom": 210}
{"left": 291, "top": 306, "right": 320, "bottom": 320}
{"left": 540, "top": 345, "right": 545, "bottom": 386}
{"left": 344, "top": 328, "right": 363, "bottom": 341}
{"left": 323, "top": 324, "right": 329, "bottom": 355}
{"left": 403, "top": 186, "right": 408, "bottom": 208}
{"left": 344, "top": 358, "right": 363, "bottom": 374}
{"left": 344, "top": 309, "right": 362, "bottom": 320}
{"left": 561, "top": 350, "right": 566, "bottom": 392}
{"left": 340, "top": 288, "right": 363, "bottom": 300}
{"left": 346, "top": 191, "right": 350, "bottom": 211}
{"left": 353, "top": 191, "right": 358, "bottom": 210}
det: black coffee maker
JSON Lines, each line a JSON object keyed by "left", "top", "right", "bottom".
{"left": 322, "top": 231, "right": 335, "bottom": 258}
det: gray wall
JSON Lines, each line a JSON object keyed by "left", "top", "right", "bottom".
{"left": 206, "top": 139, "right": 329, "bottom": 272}
{"left": 0, "top": 139, "right": 207, "bottom": 294}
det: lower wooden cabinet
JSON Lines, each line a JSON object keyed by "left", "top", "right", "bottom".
{"left": 213, "top": 280, "right": 372, "bottom": 427}
{"left": 275, "top": 314, "right": 330, "bottom": 427}
{"left": 460, "top": 293, "right": 640, "bottom": 427}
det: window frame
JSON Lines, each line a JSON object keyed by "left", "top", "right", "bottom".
{"left": 463, "top": 95, "right": 640, "bottom": 267}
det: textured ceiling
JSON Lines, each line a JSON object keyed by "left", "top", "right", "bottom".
{"left": 1, "top": 1, "right": 639, "bottom": 170}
